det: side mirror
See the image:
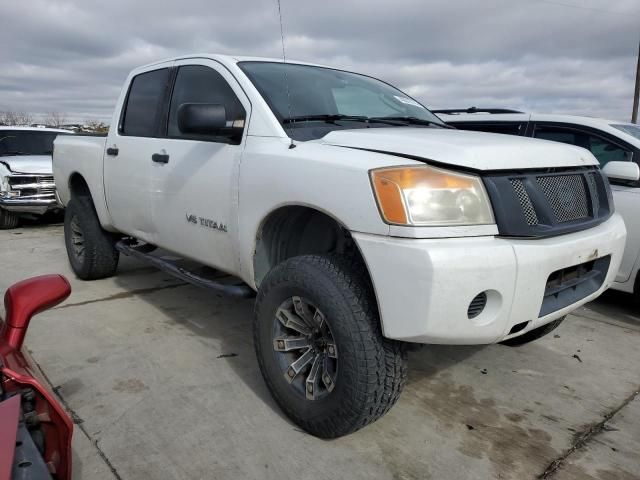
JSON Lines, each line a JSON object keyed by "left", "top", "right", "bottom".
{"left": 602, "top": 161, "right": 640, "bottom": 182}
{"left": 178, "top": 103, "right": 227, "bottom": 135}
{"left": 1, "top": 274, "right": 71, "bottom": 350}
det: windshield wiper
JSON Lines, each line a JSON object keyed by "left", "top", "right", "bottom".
{"left": 282, "top": 114, "right": 403, "bottom": 126}
{"left": 369, "top": 116, "right": 453, "bottom": 128}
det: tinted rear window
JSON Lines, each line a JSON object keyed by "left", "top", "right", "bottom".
{"left": 121, "top": 69, "right": 169, "bottom": 137}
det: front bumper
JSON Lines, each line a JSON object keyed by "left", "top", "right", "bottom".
{"left": 353, "top": 214, "right": 626, "bottom": 344}
{"left": 0, "top": 196, "right": 62, "bottom": 214}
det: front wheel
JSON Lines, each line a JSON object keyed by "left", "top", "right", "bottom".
{"left": 254, "top": 254, "right": 407, "bottom": 438}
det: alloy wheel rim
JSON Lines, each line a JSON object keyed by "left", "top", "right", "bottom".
{"left": 272, "top": 296, "right": 338, "bottom": 401}
{"left": 69, "top": 216, "right": 85, "bottom": 261}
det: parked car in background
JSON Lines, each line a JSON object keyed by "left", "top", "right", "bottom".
{"left": 0, "top": 274, "right": 73, "bottom": 480}
{"left": 0, "top": 127, "right": 70, "bottom": 229}
{"left": 438, "top": 109, "right": 640, "bottom": 300}
{"left": 53, "top": 55, "right": 627, "bottom": 437}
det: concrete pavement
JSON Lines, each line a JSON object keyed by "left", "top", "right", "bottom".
{"left": 1, "top": 222, "right": 638, "bottom": 479}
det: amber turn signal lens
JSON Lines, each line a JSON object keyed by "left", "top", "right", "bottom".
{"left": 371, "top": 171, "right": 409, "bottom": 224}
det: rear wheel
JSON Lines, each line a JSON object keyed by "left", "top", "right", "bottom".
{"left": 64, "top": 196, "right": 119, "bottom": 280}
{"left": 501, "top": 317, "right": 565, "bottom": 346}
{"left": 0, "top": 208, "right": 19, "bottom": 229}
{"left": 254, "top": 254, "right": 407, "bottom": 438}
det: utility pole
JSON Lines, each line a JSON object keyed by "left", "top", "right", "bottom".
{"left": 633, "top": 39, "right": 640, "bottom": 124}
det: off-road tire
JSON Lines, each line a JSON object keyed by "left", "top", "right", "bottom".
{"left": 0, "top": 208, "right": 19, "bottom": 229}
{"left": 254, "top": 254, "right": 407, "bottom": 438}
{"left": 64, "top": 196, "right": 119, "bottom": 280}
{"left": 501, "top": 316, "right": 565, "bottom": 347}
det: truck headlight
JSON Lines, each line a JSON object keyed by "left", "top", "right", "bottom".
{"left": 370, "top": 165, "right": 494, "bottom": 226}
{"left": 0, "top": 164, "right": 11, "bottom": 196}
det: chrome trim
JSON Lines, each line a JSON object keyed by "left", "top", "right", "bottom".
{"left": 11, "top": 182, "right": 55, "bottom": 190}
{"left": 0, "top": 173, "right": 61, "bottom": 214}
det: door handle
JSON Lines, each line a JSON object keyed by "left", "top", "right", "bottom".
{"left": 106, "top": 147, "right": 119, "bottom": 156}
{"left": 152, "top": 153, "right": 170, "bottom": 164}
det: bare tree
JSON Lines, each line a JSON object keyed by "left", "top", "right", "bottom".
{"left": 44, "top": 112, "right": 68, "bottom": 128}
{"left": 0, "top": 111, "right": 33, "bottom": 126}
{"left": 84, "top": 120, "right": 110, "bottom": 133}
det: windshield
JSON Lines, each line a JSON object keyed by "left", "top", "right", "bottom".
{"left": 611, "top": 124, "right": 640, "bottom": 141}
{"left": 238, "top": 61, "right": 446, "bottom": 140}
{"left": 0, "top": 130, "right": 64, "bottom": 156}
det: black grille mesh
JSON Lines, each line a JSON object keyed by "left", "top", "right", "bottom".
{"left": 536, "top": 175, "right": 589, "bottom": 223}
{"left": 510, "top": 179, "right": 539, "bottom": 226}
{"left": 585, "top": 173, "right": 600, "bottom": 217}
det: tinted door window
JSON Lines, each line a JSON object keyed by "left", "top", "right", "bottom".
{"left": 121, "top": 68, "right": 169, "bottom": 137}
{"left": 534, "top": 125, "right": 632, "bottom": 167}
{"left": 168, "top": 65, "right": 245, "bottom": 141}
{"left": 533, "top": 128, "right": 576, "bottom": 144}
{"left": 588, "top": 136, "right": 632, "bottom": 165}
{"left": 452, "top": 122, "right": 524, "bottom": 136}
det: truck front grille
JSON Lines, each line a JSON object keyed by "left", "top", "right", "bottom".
{"left": 7, "top": 174, "right": 56, "bottom": 199}
{"left": 483, "top": 167, "right": 612, "bottom": 238}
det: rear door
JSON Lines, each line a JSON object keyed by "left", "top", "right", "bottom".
{"left": 104, "top": 65, "right": 172, "bottom": 242}
{"left": 150, "top": 59, "right": 249, "bottom": 273}
{"left": 532, "top": 123, "right": 640, "bottom": 283}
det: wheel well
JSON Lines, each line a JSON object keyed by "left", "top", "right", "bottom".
{"left": 68, "top": 173, "right": 91, "bottom": 198}
{"left": 253, "top": 206, "right": 366, "bottom": 287}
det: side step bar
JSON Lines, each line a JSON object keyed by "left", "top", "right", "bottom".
{"left": 115, "top": 241, "right": 255, "bottom": 298}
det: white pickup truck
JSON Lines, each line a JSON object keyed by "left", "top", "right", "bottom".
{"left": 53, "top": 54, "right": 627, "bottom": 438}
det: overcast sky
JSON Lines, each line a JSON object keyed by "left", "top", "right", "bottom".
{"left": 1, "top": 0, "right": 638, "bottom": 123}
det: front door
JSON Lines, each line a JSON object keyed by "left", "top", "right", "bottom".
{"left": 150, "top": 60, "right": 249, "bottom": 274}
{"left": 610, "top": 185, "right": 640, "bottom": 282}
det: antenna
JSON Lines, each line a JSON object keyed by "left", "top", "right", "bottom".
{"left": 276, "top": 0, "right": 296, "bottom": 148}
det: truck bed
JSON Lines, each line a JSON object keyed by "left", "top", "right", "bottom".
{"left": 52, "top": 134, "right": 111, "bottom": 226}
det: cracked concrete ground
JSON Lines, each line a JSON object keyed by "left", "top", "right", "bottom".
{"left": 1, "top": 222, "right": 639, "bottom": 480}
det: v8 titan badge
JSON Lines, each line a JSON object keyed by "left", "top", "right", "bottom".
{"left": 186, "top": 213, "right": 228, "bottom": 232}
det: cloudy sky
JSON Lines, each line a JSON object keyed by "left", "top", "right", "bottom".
{"left": 1, "top": 0, "right": 638, "bottom": 123}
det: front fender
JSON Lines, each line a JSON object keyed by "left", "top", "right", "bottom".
{"left": 236, "top": 136, "right": 412, "bottom": 285}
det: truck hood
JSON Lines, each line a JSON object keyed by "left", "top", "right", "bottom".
{"left": 319, "top": 128, "right": 598, "bottom": 171}
{"left": 0, "top": 155, "right": 52, "bottom": 174}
